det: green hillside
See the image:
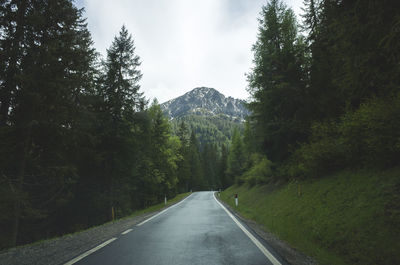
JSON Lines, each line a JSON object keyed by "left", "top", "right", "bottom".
{"left": 221, "top": 169, "right": 400, "bottom": 265}
{"left": 170, "top": 114, "right": 243, "bottom": 148}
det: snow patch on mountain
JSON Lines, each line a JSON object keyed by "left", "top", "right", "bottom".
{"left": 160, "top": 87, "right": 250, "bottom": 121}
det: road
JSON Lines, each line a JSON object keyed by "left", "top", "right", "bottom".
{"left": 66, "top": 192, "right": 288, "bottom": 265}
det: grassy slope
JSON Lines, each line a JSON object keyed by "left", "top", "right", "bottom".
{"left": 120, "top": 192, "right": 191, "bottom": 220}
{"left": 221, "top": 169, "right": 400, "bottom": 265}
{"left": 8, "top": 192, "right": 191, "bottom": 250}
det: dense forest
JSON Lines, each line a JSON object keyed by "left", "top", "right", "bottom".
{"left": 0, "top": 0, "right": 228, "bottom": 249}
{"left": 1, "top": 0, "right": 399, "bottom": 252}
{"left": 230, "top": 0, "right": 400, "bottom": 185}
{"left": 170, "top": 114, "right": 242, "bottom": 147}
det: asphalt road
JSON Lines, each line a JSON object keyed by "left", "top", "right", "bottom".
{"left": 67, "top": 192, "right": 288, "bottom": 265}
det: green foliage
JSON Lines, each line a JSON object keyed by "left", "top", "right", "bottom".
{"left": 247, "top": 0, "right": 309, "bottom": 163}
{"left": 289, "top": 95, "right": 400, "bottom": 177}
{"left": 170, "top": 114, "right": 242, "bottom": 148}
{"left": 174, "top": 120, "right": 225, "bottom": 191}
{"left": 242, "top": 154, "right": 272, "bottom": 186}
{"left": 339, "top": 96, "right": 400, "bottom": 167}
{"left": 242, "top": 0, "right": 400, "bottom": 184}
{"left": 0, "top": 0, "right": 97, "bottom": 248}
{"left": 0, "top": 5, "right": 185, "bottom": 249}
{"left": 226, "top": 128, "right": 246, "bottom": 184}
{"left": 287, "top": 121, "right": 346, "bottom": 177}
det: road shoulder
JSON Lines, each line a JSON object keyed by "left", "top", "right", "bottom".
{"left": 0, "top": 193, "right": 191, "bottom": 265}
{"left": 215, "top": 193, "right": 317, "bottom": 265}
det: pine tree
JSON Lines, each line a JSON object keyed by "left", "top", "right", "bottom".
{"left": 226, "top": 128, "right": 245, "bottom": 184}
{"left": 247, "top": 0, "right": 309, "bottom": 163}
{"left": 0, "top": 0, "right": 97, "bottom": 248}
{"left": 98, "top": 25, "right": 146, "bottom": 218}
{"left": 176, "top": 121, "right": 191, "bottom": 192}
{"left": 103, "top": 25, "right": 145, "bottom": 119}
{"left": 188, "top": 131, "right": 204, "bottom": 190}
{"left": 218, "top": 144, "right": 229, "bottom": 189}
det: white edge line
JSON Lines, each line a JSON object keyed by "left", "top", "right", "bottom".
{"left": 121, "top": 228, "right": 133, "bottom": 235}
{"left": 136, "top": 193, "right": 193, "bottom": 226}
{"left": 213, "top": 193, "right": 282, "bottom": 265}
{"left": 63, "top": 237, "right": 117, "bottom": 265}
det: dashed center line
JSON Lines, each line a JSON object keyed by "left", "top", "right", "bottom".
{"left": 136, "top": 193, "right": 193, "bottom": 226}
{"left": 63, "top": 237, "right": 117, "bottom": 265}
{"left": 121, "top": 229, "right": 133, "bottom": 235}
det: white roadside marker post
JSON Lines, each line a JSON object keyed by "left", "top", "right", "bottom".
{"left": 235, "top": 193, "right": 238, "bottom": 207}
{"left": 164, "top": 194, "right": 167, "bottom": 205}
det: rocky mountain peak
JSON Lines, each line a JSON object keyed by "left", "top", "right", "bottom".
{"left": 160, "top": 87, "right": 250, "bottom": 120}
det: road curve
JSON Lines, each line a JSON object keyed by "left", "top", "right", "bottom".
{"left": 67, "top": 192, "right": 288, "bottom": 265}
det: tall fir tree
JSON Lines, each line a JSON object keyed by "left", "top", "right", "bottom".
{"left": 226, "top": 128, "right": 245, "bottom": 184}
{"left": 97, "top": 25, "right": 147, "bottom": 218}
{"left": 176, "top": 121, "right": 191, "bottom": 192}
{"left": 0, "top": 0, "right": 96, "bottom": 248}
{"left": 247, "top": 0, "right": 309, "bottom": 163}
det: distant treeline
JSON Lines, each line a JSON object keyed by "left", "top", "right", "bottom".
{"left": 0, "top": 1, "right": 229, "bottom": 249}
{"left": 231, "top": 0, "right": 400, "bottom": 185}
{"left": 1, "top": 0, "right": 398, "bottom": 250}
{"left": 170, "top": 114, "right": 243, "bottom": 147}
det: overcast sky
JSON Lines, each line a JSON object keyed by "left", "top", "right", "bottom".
{"left": 75, "top": 0, "right": 304, "bottom": 103}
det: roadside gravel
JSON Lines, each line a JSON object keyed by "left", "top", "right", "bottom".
{"left": 0, "top": 206, "right": 173, "bottom": 265}
{"left": 1, "top": 193, "right": 315, "bottom": 265}
{"left": 216, "top": 194, "right": 317, "bottom": 265}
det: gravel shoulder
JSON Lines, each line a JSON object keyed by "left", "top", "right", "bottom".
{"left": 1, "top": 192, "right": 315, "bottom": 265}
{"left": 215, "top": 193, "right": 317, "bottom": 265}
{"left": 0, "top": 197, "right": 188, "bottom": 265}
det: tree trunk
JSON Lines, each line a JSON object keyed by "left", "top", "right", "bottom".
{"left": 10, "top": 139, "right": 29, "bottom": 247}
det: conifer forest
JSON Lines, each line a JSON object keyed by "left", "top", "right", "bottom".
{"left": 1, "top": 0, "right": 399, "bottom": 253}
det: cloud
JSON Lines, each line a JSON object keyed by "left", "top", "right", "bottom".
{"left": 80, "top": 0, "right": 304, "bottom": 103}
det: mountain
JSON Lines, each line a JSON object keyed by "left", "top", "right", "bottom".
{"left": 161, "top": 87, "right": 250, "bottom": 147}
{"left": 160, "top": 87, "right": 250, "bottom": 121}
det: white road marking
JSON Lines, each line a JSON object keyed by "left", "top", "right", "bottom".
{"left": 213, "top": 193, "right": 282, "bottom": 265}
{"left": 121, "top": 229, "right": 133, "bottom": 235}
{"left": 136, "top": 193, "right": 193, "bottom": 226}
{"left": 63, "top": 237, "right": 117, "bottom": 265}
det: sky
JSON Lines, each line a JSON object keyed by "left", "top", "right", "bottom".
{"left": 75, "top": 0, "right": 304, "bottom": 103}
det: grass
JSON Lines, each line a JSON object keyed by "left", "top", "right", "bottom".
{"left": 220, "top": 168, "right": 400, "bottom": 265}
{"left": 3, "top": 192, "right": 191, "bottom": 251}
{"left": 120, "top": 192, "right": 191, "bottom": 220}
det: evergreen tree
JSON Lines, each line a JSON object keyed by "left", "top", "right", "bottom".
{"left": 226, "top": 128, "right": 245, "bottom": 184}
{"left": 102, "top": 25, "right": 145, "bottom": 119}
{"left": 188, "top": 131, "right": 204, "bottom": 190}
{"left": 97, "top": 25, "right": 146, "bottom": 218}
{"left": 176, "top": 121, "right": 191, "bottom": 192}
{"left": 134, "top": 100, "right": 180, "bottom": 206}
{"left": 0, "top": 0, "right": 96, "bottom": 248}
{"left": 247, "top": 0, "right": 309, "bottom": 163}
{"left": 201, "top": 143, "right": 219, "bottom": 190}
{"left": 218, "top": 144, "right": 229, "bottom": 189}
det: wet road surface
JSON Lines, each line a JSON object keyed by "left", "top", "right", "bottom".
{"left": 68, "top": 192, "right": 288, "bottom": 265}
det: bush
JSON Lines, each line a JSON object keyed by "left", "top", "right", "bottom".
{"left": 289, "top": 94, "right": 400, "bottom": 178}
{"left": 242, "top": 154, "right": 273, "bottom": 185}
{"left": 288, "top": 121, "right": 347, "bottom": 178}
{"left": 339, "top": 95, "right": 400, "bottom": 167}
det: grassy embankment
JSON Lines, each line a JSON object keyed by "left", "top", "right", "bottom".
{"left": 120, "top": 192, "right": 191, "bottom": 220}
{"left": 8, "top": 192, "right": 191, "bottom": 250}
{"left": 221, "top": 169, "right": 400, "bottom": 265}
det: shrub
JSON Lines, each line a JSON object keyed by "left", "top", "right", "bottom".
{"left": 289, "top": 94, "right": 400, "bottom": 178}
{"left": 242, "top": 153, "right": 273, "bottom": 185}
